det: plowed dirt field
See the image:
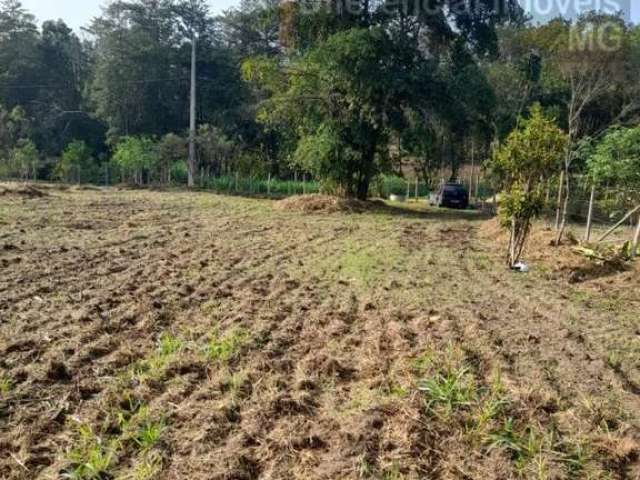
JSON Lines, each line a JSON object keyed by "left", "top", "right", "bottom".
{"left": 1, "top": 186, "right": 638, "bottom": 479}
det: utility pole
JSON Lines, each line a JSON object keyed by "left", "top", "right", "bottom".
{"left": 188, "top": 32, "right": 197, "bottom": 188}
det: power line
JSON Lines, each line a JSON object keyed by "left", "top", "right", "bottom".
{"left": 0, "top": 74, "right": 227, "bottom": 92}
{"left": 0, "top": 77, "right": 191, "bottom": 91}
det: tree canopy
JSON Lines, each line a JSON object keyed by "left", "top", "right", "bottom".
{"left": 0, "top": 0, "right": 638, "bottom": 206}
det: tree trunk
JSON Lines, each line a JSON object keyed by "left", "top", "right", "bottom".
{"left": 555, "top": 151, "right": 572, "bottom": 246}
{"left": 508, "top": 217, "right": 517, "bottom": 267}
{"left": 554, "top": 169, "right": 565, "bottom": 231}
{"left": 555, "top": 168, "right": 570, "bottom": 245}
{"left": 355, "top": 143, "right": 376, "bottom": 201}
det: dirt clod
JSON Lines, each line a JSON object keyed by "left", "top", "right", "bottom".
{"left": 0, "top": 185, "right": 48, "bottom": 198}
{"left": 46, "top": 361, "right": 72, "bottom": 382}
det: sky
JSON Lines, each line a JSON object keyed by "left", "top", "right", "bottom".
{"left": 19, "top": 0, "right": 640, "bottom": 34}
{"left": 21, "top": 0, "right": 239, "bottom": 32}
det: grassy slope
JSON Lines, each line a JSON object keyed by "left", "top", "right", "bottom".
{"left": 0, "top": 186, "right": 638, "bottom": 479}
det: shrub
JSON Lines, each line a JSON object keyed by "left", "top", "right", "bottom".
{"left": 112, "top": 136, "right": 158, "bottom": 185}
{"left": 488, "top": 104, "right": 567, "bottom": 267}
{"left": 56, "top": 140, "right": 96, "bottom": 184}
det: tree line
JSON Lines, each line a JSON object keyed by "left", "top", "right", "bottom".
{"left": 1, "top": 0, "right": 639, "bottom": 210}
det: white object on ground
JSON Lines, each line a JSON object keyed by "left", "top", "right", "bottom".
{"left": 512, "top": 261, "right": 529, "bottom": 273}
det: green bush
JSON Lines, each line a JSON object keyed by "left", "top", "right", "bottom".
{"left": 112, "top": 136, "right": 158, "bottom": 185}
{"left": 55, "top": 140, "right": 96, "bottom": 184}
{"left": 488, "top": 104, "right": 567, "bottom": 267}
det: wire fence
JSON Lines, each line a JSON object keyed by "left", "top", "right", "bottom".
{"left": 539, "top": 180, "right": 639, "bottom": 243}
{"left": 3, "top": 168, "right": 638, "bottom": 249}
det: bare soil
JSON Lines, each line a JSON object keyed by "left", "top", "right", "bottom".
{"left": 0, "top": 187, "right": 639, "bottom": 479}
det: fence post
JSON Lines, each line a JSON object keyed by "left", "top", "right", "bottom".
{"left": 406, "top": 180, "right": 410, "bottom": 200}
{"left": 235, "top": 171, "right": 239, "bottom": 192}
{"left": 584, "top": 184, "right": 596, "bottom": 242}
{"left": 554, "top": 169, "right": 565, "bottom": 231}
{"left": 268, "top": 173, "right": 271, "bottom": 195}
{"left": 598, "top": 205, "right": 640, "bottom": 242}
{"left": 415, "top": 178, "right": 419, "bottom": 199}
{"left": 632, "top": 214, "right": 640, "bottom": 258}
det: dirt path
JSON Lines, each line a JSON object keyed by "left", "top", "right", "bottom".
{"left": 0, "top": 188, "right": 638, "bottom": 479}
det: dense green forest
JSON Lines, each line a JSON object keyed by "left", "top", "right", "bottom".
{"left": 1, "top": 0, "right": 639, "bottom": 202}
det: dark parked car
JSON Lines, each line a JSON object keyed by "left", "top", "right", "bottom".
{"left": 429, "top": 183, "right": 469, "bottom": 209}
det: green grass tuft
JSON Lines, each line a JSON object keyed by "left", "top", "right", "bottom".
{"left": 133, "top": 418, "right": 165, "bottom": 451}
{"left": 157, "top": 332, "right": 183, "bottom": 357}
{"left": 418, "top": 366, "right": 476, "bottom": 417}
{"left": 63, "top": 424, "right": 118, "bottom": 480}
{"left": 205, "top": 328, "right": 249, "bottom": 363}
{"left": 0, "top": 374, "right": 11, "bottom": 396}
{"left": 128, "top": 332, "right": 184, "bottom": 382}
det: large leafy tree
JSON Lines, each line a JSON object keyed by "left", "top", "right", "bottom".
{"left": 89, "top": 0, "right": 248, "bottom": 153}
{"left": 0, "top": 2, "right": 101, "bottom": 160}
{"left": 34, "top": 20, "right": 98, "bottom": 156}
{"left": 243, "top": 0, "right": 524, "bottom": 197}
{"left": 246, "top": 27, "right": 429, "bottom": 198}
{"left": 218, "top": 0, "right": 281, "bottom": 57}
{"left": 89, "top": 0, "right": 181, "bottom": 141}
{"left": 0, "top": 0, "right": 39, "bottom": 110}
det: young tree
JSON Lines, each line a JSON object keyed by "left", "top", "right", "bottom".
{"left": 55, "top": 140, "right": 95, "bottom": 184}
{"left": 10, "top": 139, "right": 39, "bottom": 181}
{"left": 112, "top": 136, "right": 158, "bottom": 185}
{"left": 489, "top": 104, "right": 567, "bottom": 267}
{"left": 196, "top": 125, "right": 236, "bottom": 177}
{"left": 158, "top": 133, "right": 187, "bottom": 184}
